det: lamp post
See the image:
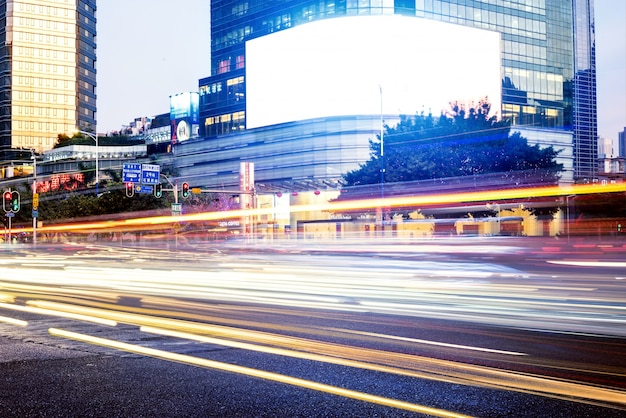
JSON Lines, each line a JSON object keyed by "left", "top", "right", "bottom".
{"left": 79, "top": 130, "right": 98, "bottom": 195}
{"left": 379, "top": 85, "right": 384, "bottom": 200}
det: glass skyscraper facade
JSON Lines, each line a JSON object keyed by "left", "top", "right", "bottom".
{"left": 0, "top": 0, "right": 97, "bottom": 154}
{"left": 196, "top": 0, "right": 597, "bottom": 185}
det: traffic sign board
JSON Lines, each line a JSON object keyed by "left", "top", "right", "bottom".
{"left": 32, "top": 193, "right": 39, "bottom": 209}
{"left": 141, "top": 164, "right": 160, "bottom": 185}
{"left": 122, "top": 163, "right": 141, "bottom": 183}
{"left": 135, "top": 185, "right": 154, "bottom": 194}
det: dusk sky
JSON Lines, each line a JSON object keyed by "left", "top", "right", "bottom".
{"left": 97, "top": 1, "right": 625, "bottom": 142}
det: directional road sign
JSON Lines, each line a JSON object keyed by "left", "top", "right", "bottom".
{"left": 122, "top": 163, "right": 142, "bottom": 183}
{"left": 141, "top": 164, "right": 160, "bottom": 185}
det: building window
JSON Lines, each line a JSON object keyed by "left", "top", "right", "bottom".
{"left": 218, "top": 59, "right": 230, "bottom": 74}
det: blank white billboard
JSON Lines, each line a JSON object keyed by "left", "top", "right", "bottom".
{"left": 245, "top": 15, "right": 502, "bottom": 129}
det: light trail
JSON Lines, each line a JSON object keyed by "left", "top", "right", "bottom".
{"left": 2, "top": 250, "right": 625, "bottom": 338}
{"left": 48, "top": 327, "right": 474, "bottom": 418}
{"left": 14, "top": 299, "right": 626, "bottom": 409}
{"left": 327, "top": 328, "right": 528, "bottom": 356}
{"left": 0, "top": 302, "right": 117, "bottom": 327}
{"left": 0, "top": 315, "right": 27, "bottom": 326}
{"left": 16, "top": 182, "right": 626, "bottom": 235}
{"left": 547, "top": 260, "right": 626, "bottom": 268}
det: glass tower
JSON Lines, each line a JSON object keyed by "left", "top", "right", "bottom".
{"left": 200, "top": 0, "right": 597, "bottom": 181}
{"left": 0, "top": 0, "right": 97, "bottom": 155}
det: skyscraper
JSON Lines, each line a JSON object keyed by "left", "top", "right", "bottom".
{"left": 193, "top": 0, "right": 597, "bottom": 185}
{"left": 0, "top": 0, "right": 97, "bottom": 155}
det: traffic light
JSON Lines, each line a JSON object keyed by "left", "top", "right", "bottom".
{"left": 181, "top": 182, "right": 190, "bottom": 198}
{"left": 10, "top": 191, "right": 19, "bottom": 212}
{"left": 2, "top": 190, "right": 11, "bottom": 213}
{"left": 154, "top": 183, "right": 162, "bottom": 198}
{"left": 125, "top": 182, "right": 135, "bottom": 197}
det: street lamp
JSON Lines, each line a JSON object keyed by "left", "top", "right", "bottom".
{"left": 379, "top": 84, "right": 384, "bottom": 200}
{"left": 78, "top": 130, "right": 98, "bottom": 195}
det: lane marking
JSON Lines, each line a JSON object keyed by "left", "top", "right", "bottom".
{"left": 48, "top": 328, "right": 473, "bottom": 418}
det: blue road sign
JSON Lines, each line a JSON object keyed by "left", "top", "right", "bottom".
{"left": 135, "top": 185, "right": 154, "bottom": 194}
{"left": 141, "top": 164, "right": 160, "bottom": 185}
{"left": 122, "top": 163, "right": 142, "bottom": 183}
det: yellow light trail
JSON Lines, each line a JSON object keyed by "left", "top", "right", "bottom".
{"left": 0, "top": 315, "right": 28, "bottom": 326}
{"left": 48, "top": 327, "right": 474, "bottom": 418}
{"left": 17, "top": 182, "right": 626, "bottom": 234}
{"left": 23, "top": 299, "right": 626, "bottom": 409}
{"left": 0, "top": 302, "right": 117, "bottom": 327}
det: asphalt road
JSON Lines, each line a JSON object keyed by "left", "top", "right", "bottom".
{"left": 1, "top": 237, "right": 625, "bottom": 417}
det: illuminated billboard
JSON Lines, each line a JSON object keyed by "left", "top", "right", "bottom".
{"left": 170, "top": 92, "right": 200, "bottom": 143}
{"left": 245, "top": 15, "right": 502, "bottom": 129}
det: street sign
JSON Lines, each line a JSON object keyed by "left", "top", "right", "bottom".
{"left": 141, "top": 164, "right": 160, "bottom": 185}
{"left": 122, "top": 163, "right": 141, "bottom": 183}
{"left": 171, "top": 203, "right": 182, "bottom": 216}
{"left": 191, "top": 187, "right": 202, "bottom": 194}
{"left": 32, "top": 193, "right": 39, "bottom": 209}
{"left": 135, "top": 185, "right": 154, "bottom": 194}
{"left": 32, "top": 209, "right": 38, "bottom": 218}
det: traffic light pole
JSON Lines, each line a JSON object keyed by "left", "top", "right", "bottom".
{"left": 32, "top": 152, "right": 37, "bottom": 245}
{"left": 158, "top": 174, "right": 179, "bottom": 204}
{"left": 6, "top": 214, "right": 10, "bottom": 244}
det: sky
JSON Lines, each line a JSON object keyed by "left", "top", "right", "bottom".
{"left": 97, "top": 1, "right": 626, "bottom": 142}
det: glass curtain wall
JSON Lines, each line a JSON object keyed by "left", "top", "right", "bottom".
{"left": 201, "top": 0, "right": 596, "bottom": 180}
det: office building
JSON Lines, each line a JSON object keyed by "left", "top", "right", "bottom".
{"left": 179, "top": 0, "right": 597, "bottom": 190}
{"left": 0, "top": 0, "right": 97, "bottom": 155}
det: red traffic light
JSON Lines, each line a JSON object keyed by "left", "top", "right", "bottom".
{"left": 3, "top": 190, "right": 17, "bottom": 213}
{"left": 125, "top": 182, "right": 135, "bottom": 197}
{"left": 181, "top": 182, "right": 190, "bottom": 198}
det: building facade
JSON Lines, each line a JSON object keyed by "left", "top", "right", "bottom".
{"left": 0, "top": 0, "right": 97, "bottom": 155}
{"left": 184, "top": 0, "right": 597, "bottom": 189}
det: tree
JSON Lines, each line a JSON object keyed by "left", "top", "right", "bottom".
{"left": 343, "top": 99, "right": 562, "bottom": 186}
{"left": 339, "top": 99, "right": 564, "bottom": 220}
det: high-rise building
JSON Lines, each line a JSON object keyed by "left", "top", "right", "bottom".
{"left": 190, "top": 0, "right": 597, "bottom": 187}
{"left": 0, "top": 0, "right": 97, "bottom": 155}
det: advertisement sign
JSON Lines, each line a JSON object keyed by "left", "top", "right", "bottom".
{"left": 170, "top": 92, "right": 199, "bottom": 144}
{"left": 246, "top": 15, "right": 501, "bottom": 129}
{"left": 239, "top": 162, "right": 254, "bottom": 209}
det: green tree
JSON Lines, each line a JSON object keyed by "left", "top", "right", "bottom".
{"left": 344, "top": 99, "right": 562, "bottom": 186}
